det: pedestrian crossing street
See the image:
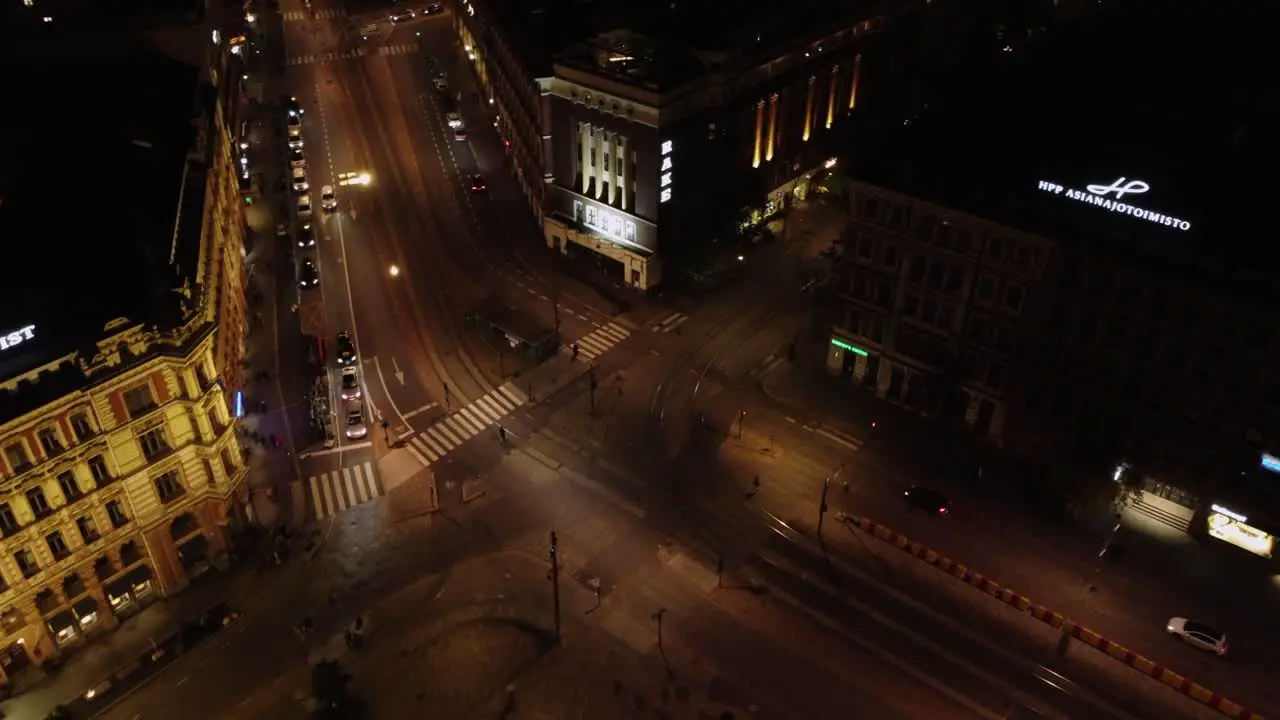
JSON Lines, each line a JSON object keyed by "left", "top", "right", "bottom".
{"left": 306, "top": 461, "right": 383, "bottom": 521}
{"left": 403, "top": 384, "right": 527, "bottom": 466}
{"left": 652, "top": 311, "right": 689, "bottom": 333}
{"left": 286, "top": 44, "right": 418, "bottom": 67}
{"left": 572, "top": 321, "right": 631, "bottom": 361}
{"left": 282, "top": 8, "right": 345, "bottom": 21}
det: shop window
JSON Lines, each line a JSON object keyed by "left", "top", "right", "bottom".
{"left": 71, "top": 413, "right": 95, "bottom": 441}
{"left": 169, "top": 513, "right": 199, "bottom": 541}
{"left": 123, "top": 384, "right": 157, "bottom": 419}
{"left": 106, "top": 499, "right": 129, "bottom": 529}
{"left": 58, "top": 471, "right": 83, "bottom": 502}
{"left": 154, "top": 471, "right": 186, "bottom": 504}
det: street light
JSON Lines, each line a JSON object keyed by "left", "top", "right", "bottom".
{"left": 388, "top": 264, "right": 400, "bottom": 277}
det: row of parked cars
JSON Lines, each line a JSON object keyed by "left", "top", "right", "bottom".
{"left": 282, "top": 97, "right": 339, "bottom": 291}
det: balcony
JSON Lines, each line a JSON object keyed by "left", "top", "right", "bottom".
{"left": 140, "top": 440, "right": 175, "bottom": 463}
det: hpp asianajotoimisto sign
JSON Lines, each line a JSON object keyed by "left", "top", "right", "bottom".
{"left": 1037, "top": 177, "right": 1191, "bottom": 231}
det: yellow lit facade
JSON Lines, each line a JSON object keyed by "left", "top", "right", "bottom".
{"left": 0, "top": 327, "right": 246, "bottom": 681}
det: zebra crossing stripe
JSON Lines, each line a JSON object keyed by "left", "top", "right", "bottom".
{"left": 421, "top": 431, "right": 449, "bottom": 456}
{"left": 459, "top": 406, "right": 487, "bottom": 432}
{"left": 309, "top": 476, "right": 324, "bottom": 519}
{"left": 474, "top": 394, "right": 505, "bottom": 422}
{"left": 343, "top": 468, "right": 358, "bottom": 508}
{"left": 436, "top": 422, "right": 465, "bottom": 446}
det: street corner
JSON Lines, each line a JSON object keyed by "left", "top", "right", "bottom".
{"left": 719, "top": 427, "right": 785, "bottom": 464}
{"left": 382, "top": 474, "right": 438, "bottom": 523}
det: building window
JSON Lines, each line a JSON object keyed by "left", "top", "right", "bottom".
{"left": 93, "top": 555, "right": 114, "bottom": 581}
{"left": 138, "top": 428, "right": 171, "bottom": 461}
{"left": 76, "top": 514, "right": 100, "bottom": 544}
{"left": 14, "top": 548, "right": 39, "bottom": 578}
{"left": 926, "top": 263, "right": 944, "bottom": 290}
{"left": 63, "top": 573, "right": 86, "bottom": 599}
{"left": 907, "top": 256, "right": 925, "bottom": 284}
{"left": 154, "top": 471, "right": 185, "bottom": 504}
{"left": 106, "top": 499, "right": 129, "bottom": 529}
{"left": 881, "top": 246, "right": 899, "bottom": 268}
{"left": 119, "top": 540, "right": 142, "bottom": 566}
{"left": 976, "top": 276, "right": 996, "bottom": 302}
{"left": 46, "top": 531, "right": 71, "bottom": 561}
{"left": 986, "top": 236, "right": 1005, "bottom": 262}
{"left": 946, "top": 267, "right": 964, "bottom": 293}
{"left": 903, "top": 293, "right": 920, "bottom": 317}
{"left": 1004, "top": 285, "right": 1024, "bottom": 312}
{"left": 0, "top": 609, "right": 22, "bottom": 635}
{"left": 123, "top": 383, "right": 157, "bottom": 419}
{"left": 4, "top": 442, "right": 31, "bottom": 473}
{"left": 0, "top": 503, "right": 19, "bottom": 537}
{"left": 37, "top": 427, "right": 64, "bottom": 456}
{"left": 71, "top": 413, "right": 95, "bottom": 441}
{"left": 857, "top": 236, "right": 873, "bottom": 260}
{"left": 194, "top": 363, "right": 211, "bottom": 389}
{"left": 88, "top": 455, "right": 111, "bottom": 485}
{"left": 986, "top": 363, "right": 1006, "bottom": 390}
{"left": 25, "top": 486, "right": 51, "bottom": 518}
{"left": 57, "top": 471, "right": 83, "bottom": 502}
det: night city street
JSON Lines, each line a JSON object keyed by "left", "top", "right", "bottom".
{"left": 0, "top": 1, "right": 1275, "bottom": 720}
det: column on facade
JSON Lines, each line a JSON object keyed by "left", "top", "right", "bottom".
{"left": 617, "top": 134, "right": 629, "bottom": 211}
{"left": 579, "top": 122, "right": 592, "bottom": 195}
{"left": 803, "top": 76, "right": 816, "bottom": 142}
{"left": 826, "top": 65, "right": 838, "bottom": 128}
{"left": 606, "top": 131, "right": 618, "bottom": 205}
{"left": 849, "top": 54, "right": 862, "bottom": 110}
{"left": 752, "top": 99, "right": 764, "bottom": 168}
{"left": 766, "top": 93, "right": 779, "bottom": 162}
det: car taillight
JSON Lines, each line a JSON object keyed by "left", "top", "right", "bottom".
{"left": 938, "top": 507, "right": 948, "bottom": 515}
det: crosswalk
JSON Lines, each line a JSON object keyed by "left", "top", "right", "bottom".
{"left": 282, "top": 8, "right": 345, "bottom": 21}
{"left": 572, "top": 322, "right": 630, "bottom": 361}
{"left": 652, "top": 311, "right": 689, "bottom": 333}
{"left": 305, "top": 461, "right": 383, "bottom": 521}
{"left": 403, "top": 384, "right": 527, "bottom": 466}
{"left": 286, "top": 44, "right": 417, "bottom": 66}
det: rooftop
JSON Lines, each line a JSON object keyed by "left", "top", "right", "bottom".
{"left": 0, "top": 52, "right": 208, "bottom": 421}
{"left": 848, "top": 0, "right": 1278, "bottom": 298}
{"left": 554, "top": 0, "right": 871, "bottom": 91}
{"left": 486, "top": 0, "right": 605, "bottom": 78}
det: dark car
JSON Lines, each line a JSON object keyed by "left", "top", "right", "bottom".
{"left": 904, "top": 485, "right": 950, "bottom": 515}
{"left": 283, "top": 95, "right": 304, "bottom": 118}
{"left": 469, "top": 173, "right": 486, "bottom": 192}
{"left": 298, "top": 258, "right": 320, "bottom": 288}
{"left": 297, "top": 223, "right": 315, "bottom": 248}
{"left": 335, "top": 330, "right": 357, "bottom": 367}
{"left": 390, "top": 8, "right": 414, "bottom": 22}
{"left": 424, "top": 3, "right": 443, "bottom": 14}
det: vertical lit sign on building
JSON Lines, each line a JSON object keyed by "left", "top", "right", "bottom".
{"left": 659, "top": 140, "right": 673, "bottom": 203}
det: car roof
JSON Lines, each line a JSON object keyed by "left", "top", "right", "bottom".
{"left": 1183, "top": 620, "right": 1223, "bottom": 638}
{"left": 341, "top": 365, "right": 358, "bottom": 376}
{"left": 292, "top": 167, "right": 305, "bottom": 175}
{"left": 322, "top": 184, "right": 334, "bottom": 193}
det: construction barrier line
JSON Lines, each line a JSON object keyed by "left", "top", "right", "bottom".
{"left": 847, "top": 515, "right": 1265, "bottom": 720}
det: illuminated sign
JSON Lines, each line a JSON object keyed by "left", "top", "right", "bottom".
{"left": 1208, "top": 505, "right": 1274, "bottom": 558}
{"left": 659, "top": 140, "right": 673, "bottom": 204}
{"left": 1261, "top": 453, "right": 1280, "bottom": 474}
{"left": 1037, "top": 177, "right": 1191, "bottom": 231}
{"left": 830, "top": 338, "right": 867, "bottom": 357}
{"left": 0, "top": 325, "right": 35, "bottom": 352}
{"left": 574, "top": 200, "right": 637, "bottom": 245}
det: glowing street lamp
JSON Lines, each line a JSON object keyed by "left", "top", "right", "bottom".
{"left": 388, "top": 264, "right": 401, "bottom": 278}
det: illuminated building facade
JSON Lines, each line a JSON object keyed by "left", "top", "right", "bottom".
{"left": 0, "top": 49, "right": 249, "bottom": 687}
{"left": 456, "top": 0, "right": 892, "bottom": 289}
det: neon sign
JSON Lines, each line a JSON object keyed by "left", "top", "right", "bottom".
{"left": 0, "top": 325, "right": 35, "bottom": 352}
{"left": 1037, "top": 177, "right": 1191, "bottom": 231}
{"left": 659, "top": 140, "right": 673, "bottom": 204}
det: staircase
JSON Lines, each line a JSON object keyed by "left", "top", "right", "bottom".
{"left": 1129, "top": 496, "right": 1193, "bottom": 534}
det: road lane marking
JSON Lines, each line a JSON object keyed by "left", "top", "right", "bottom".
{"left": 815, "top": 426, "right": 863, "bottom": 450}
{"left": 306, "top": 462, "right": 381, "bottom": 520}
{"left": 401, "top": 403, "right": 438, "bottom": 420}
{"left": 300, "top": 441, "right": 372, "bottom": 459}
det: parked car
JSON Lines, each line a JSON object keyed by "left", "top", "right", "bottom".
{"left": 903, "top": 485, "right": 950, "bottom": 515}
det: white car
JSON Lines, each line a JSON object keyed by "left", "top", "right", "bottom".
{"left": 432, "top": 77, "right": 448, "bottom": 92}
{"left": 288, "top": 131, "right": 303, "bottom": 150}
{"left": 297, "top": 194, "right": 313, "bottom": 219}
{"left": 345, "top": 400, "right": 368, "bottom": 439}
{"left": 340, "top": 366, "right": 362, "bottom": 401}
{"left": 390, "top": 8, "right": 414, "bottom": 22}
{"left": 445, "top": 112, "right": 461, "bottom": 129}
{"left": 1166, "top": 618, "right": 1228, "bottom": 656}
{"left": 321, "top": 185, "right": 337, "bottom": 211}
{"left": 291, "top": 167, "right": 309, "bottom": 193}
